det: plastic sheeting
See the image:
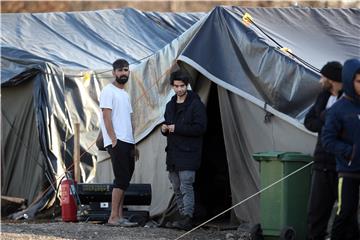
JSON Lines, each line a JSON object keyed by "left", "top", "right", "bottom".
{"left": 179, "top": 7, "right": 360, "bottom": 120}
{"left": 1, "top": 6, "right": 359, "bottom": 220}
{"left": 1, "top": 8, "right": 204, "bottom": 72}
{"left": 1, "top": 79, "right": 46, "bottom": 203}
{"left": 217, "top": 86, "right": 317, "bottom": 223}
{"left": 1, "top": 8, "right": 203, "bottom": 210}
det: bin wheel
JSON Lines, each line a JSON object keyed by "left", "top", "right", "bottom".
{"left": 279, "top": 226, "right": 296, "bottom": 240}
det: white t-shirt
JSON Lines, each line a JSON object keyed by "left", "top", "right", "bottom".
{"left": 99, "top": 84, "right": 134, "bottom": 147}
{"left": 326, "top": 95, "right": 339, "bottom": 109}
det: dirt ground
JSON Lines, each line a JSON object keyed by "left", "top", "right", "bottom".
{"left": 0, "top": 219, "right": 241, "bottom": 240}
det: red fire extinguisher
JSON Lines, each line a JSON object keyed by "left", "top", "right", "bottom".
{"left": 61, "top": 178, "right": 78, "bottom": 222}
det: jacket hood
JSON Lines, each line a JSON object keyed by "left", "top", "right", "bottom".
{"left": 342, "top": 58, "right": 360, "bottom": 103}
{"left": 170, "top": 90, "right": 198, "bottom": 106}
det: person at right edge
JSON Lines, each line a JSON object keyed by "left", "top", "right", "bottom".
{"left": 161, "top": 69, "right": 207, "bottom": 231}
{"left": 322, "top": 58, "right": 360, "bottom": 240}
{"left": 304, "top": 61, "right": 343, "bottom": 240}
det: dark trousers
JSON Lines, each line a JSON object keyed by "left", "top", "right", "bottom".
{"left": 331, "top": 176, "right": 360, "bottom": 240}
{"left": 106, "top": 139, "right": 135, "bottom": 191}
{"left": 307, "top": 169, "right": 338, "bottom": 240}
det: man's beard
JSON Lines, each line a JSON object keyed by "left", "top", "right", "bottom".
{"left": 115, "top": 76, "right": 128, "bottom": 84}
{"left": 322, "top": 82, "right": 332, "bottom": 91}
{"left": 176, "top": 90, "right": 187, "bottom": 98}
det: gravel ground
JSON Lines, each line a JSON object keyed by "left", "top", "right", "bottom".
{"left": 1, "top": 220, "right": 241, "bottom": 240}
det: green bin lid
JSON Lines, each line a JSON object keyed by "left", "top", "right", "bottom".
{"left": 253, "top": 151, "right": 313, "bottom": 162}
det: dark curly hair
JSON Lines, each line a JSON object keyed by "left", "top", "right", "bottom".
{"left": 170, "top": 70, "right": 190, "bottom": 86}
{"left": 112, "top": 59, "right": 129, "bottom": 70}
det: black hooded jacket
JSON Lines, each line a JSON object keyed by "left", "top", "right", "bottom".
{"left": 322, "top": 58, "right": 360, "bottom": 174}
{"left": 162, "top": 90, "right": 207, "bottom": 171}
{"left": 304, "top": 90, "right": 337, "bottom": 171}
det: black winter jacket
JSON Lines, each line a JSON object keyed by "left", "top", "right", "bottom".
{"left": 162, "top": 90, "right": 207, "bottom": 171}
{"left": 304, "top": 90, "right": 336, "bottom": 171}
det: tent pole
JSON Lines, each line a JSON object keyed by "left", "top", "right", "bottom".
{"left": 73, "top": 123, "right": 80, "bottom": 182}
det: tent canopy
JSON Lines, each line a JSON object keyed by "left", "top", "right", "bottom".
{"left": 1, "top": 8, "right": 203, "bottom": 212}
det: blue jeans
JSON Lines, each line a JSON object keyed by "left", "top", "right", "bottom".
{"left": 168, "top": 170, "right": 195, "bottom": 217}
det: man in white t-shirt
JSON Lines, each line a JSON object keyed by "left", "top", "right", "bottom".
{"left": 99, "top": 59, "right": 137, "bottom": 227}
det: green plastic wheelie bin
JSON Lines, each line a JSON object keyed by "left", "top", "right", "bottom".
{"left": 253, "top": 151, "right": 313, "bottom": 240}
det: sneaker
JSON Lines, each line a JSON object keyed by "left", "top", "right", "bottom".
{"left": 172, "top": 215, "right": 192, "bottom": 231}
{"left": 117, "top": 217, "right": 138, "bottom": 227}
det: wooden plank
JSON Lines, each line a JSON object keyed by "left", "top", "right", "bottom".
{"left": 1, "top": 196, "right": 26, "bottom": 205}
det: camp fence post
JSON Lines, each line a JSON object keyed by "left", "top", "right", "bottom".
{"left": 74, "top": 123, "right": 80, "bottom": 182}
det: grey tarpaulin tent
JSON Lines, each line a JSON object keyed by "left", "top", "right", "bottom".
{"left": 1, "top": 6, "right": 359, "bottom": 222}
{"left": 1, "top": 8, "right": 204, "bottom": 217}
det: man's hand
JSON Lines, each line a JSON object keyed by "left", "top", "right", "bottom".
{"left": 168, "top": 124, "right": 175, "bottom": 133}
{"left": 161, "top": 124, "right": 169, "bottom": 133}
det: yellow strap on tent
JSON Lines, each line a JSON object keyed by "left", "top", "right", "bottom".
{"left": 242, "top": 13, "right": 253, "bottom": 26}
{"left": 280, "top": 47, "right": 294, "bottom": 58}
{"left": 280, "top": 47, "right": 293, "bottom": 54}
{"left": 83, "top": 72, "right": 91, "bottom": 82}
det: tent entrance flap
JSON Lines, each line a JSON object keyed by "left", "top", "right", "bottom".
{"left": 1, "top": 77, "right": 47, "bottom": 204}
{"left": 195, "top": 83, "right": 232, "bottom": 221}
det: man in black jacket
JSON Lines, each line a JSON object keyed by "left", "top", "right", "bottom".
{"left": 161, "top": 70, "right": 207, "bottom": 230}
{"left": 304, "top": 61, "right": 343, "bottom": 240}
